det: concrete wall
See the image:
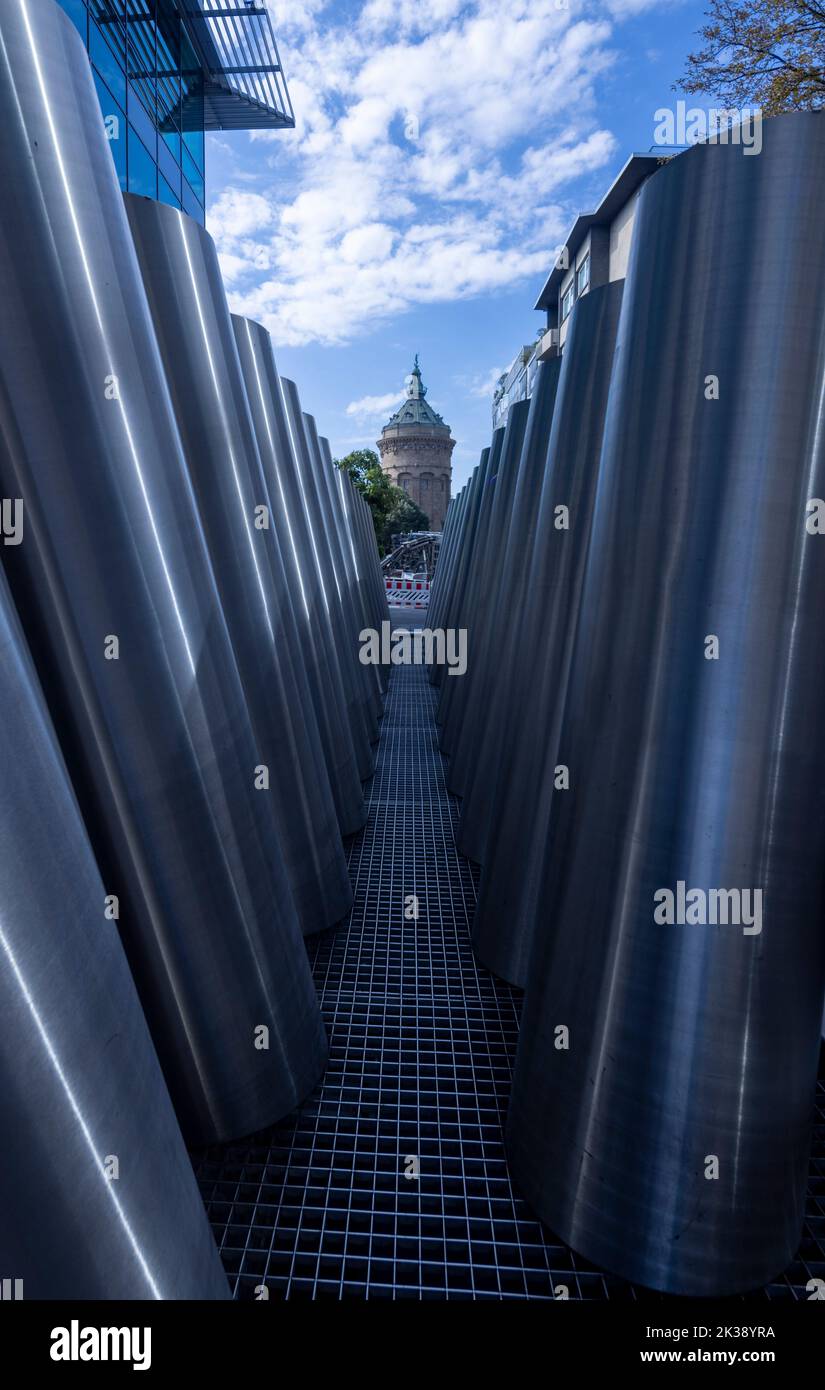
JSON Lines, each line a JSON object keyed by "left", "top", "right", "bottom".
{"left": 609, "top": 184, "right": 646, "bottom": 280}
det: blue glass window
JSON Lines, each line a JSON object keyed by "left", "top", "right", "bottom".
{"left": 161, "top": 127, "right": 181, "bottom": 165}
{"left": 127, "top": 126, "right": 157, "bottom": 199}
{"left": 89, "top": 21, "right": 126, "bottom": 109}
{"left": 127, "top": 82, "right": 157, "bottom": 158}
{"left": 182, "top": 145, "right": 204, "bottom": 204}
{"left": 183, "top": 127, "right": 204, "bottom": 173}
{"left": 58, "top": 1, "right": 206, "bottom": 227}
{"left": 89, "top": 5, "right": 126, "bottom": 65}
{"left": 159, "top": 174, "right": 182, "bottom": 211}
{"left": 92, "top": 69, "right": 126, "bottom": 189}
{"left": 158, "top": 137, "right": 181, "bottom": 196}
{"left": 182, "top": 177, "right": 203, "bottom": 223}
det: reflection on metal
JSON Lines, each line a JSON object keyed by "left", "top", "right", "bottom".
{"left": 432, "top": 444, "right": 495, "bottom": 698}
{"left": 438, "top": 418, "right": 515, "bottom": 749}
{"left": 282, "top": 378, "right": 375, "bottom": 782}
{"left": 450, "top": 361, "right": 561, "bottom": 822}
{"left": 0, "top": 0, "right": 325, "bottom": 1144}
{"left": 304, "top": 414, "right": 381, "bottom": 741}
{"left": 124, "top": 193, "right": 352, "bottom": 935}
{"left": 348, "top": 472, "right": 392, "bottom": 661}
{"left": 0, "top": 569, "right": 228, "bottom": 1300}
{"left": 319, "top": 433, "right": 385, "bottom": 718}
{"left": 428, "top": 472, "right": 471, "bottom": 639}
{"left": 231, "top": 315, "right": 368, "bottom": 835}
{"left": 470, "top": 284, "right": 622, "bottom": 983}
{"left": 507, "top": 118, "right": 825, "bottom": 1295}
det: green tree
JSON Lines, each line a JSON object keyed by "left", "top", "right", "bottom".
{"left": 677, "top": 0, "right": 825, "bottom": 114}
{"left": 334, "top": 448, "right": 394, "bottom": 553}
{"left": 379, "top": 491, "right": 430, "bottom": 556}
{"left": 334, "top": 448, "right": 429, "bottom": 556}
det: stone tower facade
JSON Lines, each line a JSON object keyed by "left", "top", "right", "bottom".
{"left": 377, "top": 356, "right": 454, "bottom": 532}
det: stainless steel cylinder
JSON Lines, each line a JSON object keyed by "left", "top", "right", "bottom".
{"left": 430, "top": 475, "right": 476, "bottom": 684}
{"left": 357, "top": 483, "right": 392, "bottom": 636}
{"left": 304, "top": 414, "right": 381, "bottom": 743}
{"left": 123, "top": 194, "right": 352, "bottom": 935}
{"left": 328, "top": 442, "right": 387, "bottom": 707}
{"left": 507, "top": 117, "right": 825, "bottom": 1295}
{"left": 282, "top": 378, "right": 375, "bottom": 782}
{"left": 0, "top": 0, "right": 326, "bottom": 1144}
{"left": 427, "top": 482, "right": 462, "bottom": 643}
{"left": 231, "top": 315, "right": 367, "bottom": 835}
{"left": 450, "top": 361, "right": 561, "bottom": 818}
{"left": 470, "top": 283, "right": 623, "bottom": 982}
{"left": 438, "top": 416, "right": 518, "bottom": 757}
{"left": 433, "top": 445, "right": 495, "bottom": 705}
{"left": 428, "top": 478, "right": 469, "bottom": 643}
{"left": 0, "top": 566, "right": 228, "bottom": 1300}
{"left": 354, "top": 486, "right": 392, "bottom": 686}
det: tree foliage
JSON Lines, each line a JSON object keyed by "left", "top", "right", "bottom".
{"left": 381, "top": 491, "right": 430, "bottom": 555}
{"left": 677, "top": 0, "right": 825, "bottom": 114}
{"left": 333, "top": 448, "right": 430, "bottom": 556}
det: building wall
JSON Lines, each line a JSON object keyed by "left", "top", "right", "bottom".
{"left": 609, "top": 183, "right": 650, "bottom": 280}
{"left": 559, "top": 225, "right": 611, "bottom": 346}
{"left": 492, "top": 343, "right": 541, "bottom": 429}
{"left": 379, "top": 439, "right": 452, "bottom": 531}
{"left": 559, "top": 234, "right": 593, "bottom": 348}
{"left": 57, "top": 0, "right": 206, "bottom": 223}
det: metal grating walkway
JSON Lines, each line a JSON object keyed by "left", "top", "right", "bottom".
{"left": 192, "top": 661, "right": 825, "bottom": 1301}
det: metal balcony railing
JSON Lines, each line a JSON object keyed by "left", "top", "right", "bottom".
{"left": 183, "top": 2, "right": 294, "bottom": 131}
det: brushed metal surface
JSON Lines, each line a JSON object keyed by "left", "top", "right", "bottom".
{"left": 429, "top": 485, "right": 461, "bottom": 636}
{"left": 302, "top": 407, "right": 378, "bottom": 769}
{"left": 335, "top": 461, "right": 391, "bottom": 699}
{"left": 450, "top": 365, "right": 560, "bottom": 816}
{"left": 430, "top": 475, "right": 471, "bottom": 641}
{"left": 0, "top": 567, "right": 229, "bottom": 1300}
{"left": 304, "top": 413, "right": 381, "bottom": 744}
{"left": 434, "top": 446, "right": 495, "bottom": 709}
{"left": 357, "top": 482, "right": 391, "bottom": 636}
{"left": 124, "top": 194, "right": 352, "bottom": 934}
{"left": 438, "top": 420, "right": 513, "bottom": 756}
{"left": 470, "top": 284, "right": 623, "bottom": 981}
{"left": 0, "top": 0, "right": 326, "bottom": 1144}
{"left": 428, "top": 478, "right": 468, "bottom": 642}
{"left": 231, "top": 315, "right": 367, "bottom": 835}
{"left": 507, "top": 118, "right": 825, "bottom": 1295}
{"left": 282, "top": 377, "right": 375, "bottom": 782}
{"left": 326, "top": 437, "right": 387, "bottom": 710}
{"left": 353, "top": 482, "right": 392, "bottom": 668}
{"left": 430, "top": 470, "right": 478, "bottom": 688}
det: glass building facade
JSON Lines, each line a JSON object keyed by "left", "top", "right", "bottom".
{"left": 57, "top": 1, "right": 294, "bottom": 225}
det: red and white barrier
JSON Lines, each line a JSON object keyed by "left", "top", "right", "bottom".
{"left": 385, "top": 578, "right": 430, "bottom": 609}
{"left": 384, "top": 578, "right": 430, "bottom": 592}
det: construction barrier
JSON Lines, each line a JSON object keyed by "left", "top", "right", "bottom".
{"left": 385, "top": 578, "right": 430, "bottom": 609}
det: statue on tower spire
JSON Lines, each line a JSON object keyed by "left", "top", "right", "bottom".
{"left": 407, "top": 354, "right": 426, "bottom": 399}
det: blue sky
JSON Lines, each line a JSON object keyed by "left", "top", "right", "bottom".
{"left": 206, "top": 0, "right": 706, "bottom": 491}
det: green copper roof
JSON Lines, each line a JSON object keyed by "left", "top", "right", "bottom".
{"left": 382, "top": 357, "right": 450, "bottom": 432}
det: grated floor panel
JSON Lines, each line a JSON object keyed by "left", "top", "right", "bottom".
{"left": 192, "top": 662, "right": 825, "bottom": 1302}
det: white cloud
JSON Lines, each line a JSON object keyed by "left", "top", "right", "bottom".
{"left": 467, "top": 365, "right": 507, "bottom": 398}
{"left": 346, "top": 390, "right": 405, "bottom": 420}
{"left": 339, "top": 223, "right": 397, "bottom": 264}
{"left": 208, "top": 190, "right": 274, "bottom": 240}
{"left": 209, "top": 2, "right": 640, "bottom": 346}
